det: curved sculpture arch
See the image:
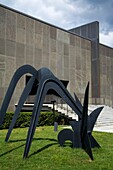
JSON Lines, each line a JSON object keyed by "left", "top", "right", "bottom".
{"left": 5, "top": 76, "right": 82, "bottom": 142}
{"left": 0, "top": 65, "right": 38, "bottom": 126}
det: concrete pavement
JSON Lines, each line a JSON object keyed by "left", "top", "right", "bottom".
{"left": 90, "top": 105, "right": 113, "bottom": 133}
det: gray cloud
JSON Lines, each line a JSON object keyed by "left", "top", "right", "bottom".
{"left": 67, "top": 0, "right": 113, "bottom": 32}
{"left": 0, "top": 0, "right": 113, "bottom": 47}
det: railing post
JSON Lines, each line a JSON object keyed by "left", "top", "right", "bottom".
{"left": 51, "top": 100, "right": 58, "bottom": 131}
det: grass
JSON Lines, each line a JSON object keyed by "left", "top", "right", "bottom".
{"left": 0, "top": 126, "right": 113, "bottom": 170}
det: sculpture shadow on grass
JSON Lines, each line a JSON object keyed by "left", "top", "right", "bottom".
{"left": 8, "top": 137, "right": 57, "bottom": 143}
{"left": 0, "top": 138, "right": 58, "bottom": 158}
{"left": 28, "top": 142, "right": 58, "bottom": 158}
{"left": 0, "top": 144, "right": 25, "bottom": 158}
{"left": 0, "top": 65, "right": 103, "bottom": 160}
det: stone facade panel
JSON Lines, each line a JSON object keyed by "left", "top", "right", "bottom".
{"left": 0, "top": 22, "right": 5, "bottom": 39}
{"left": 6, "top": 39, "right": 16, "bottom": 57}
{"left": 0, "top": 38, "right": 5, "bottom": 55}
{"left": 0, "top": 5, "right": 96, "bottom": 110}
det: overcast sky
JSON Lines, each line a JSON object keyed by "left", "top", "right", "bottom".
{"left": 0, "top": 0, "right": 113, "bottom": 47}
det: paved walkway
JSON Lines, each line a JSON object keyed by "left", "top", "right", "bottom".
{"left": 89, "top": 105, "right": 113, "bottom": 133}
{"left": 94, "top": 125, "right": 113, "bottom": 133}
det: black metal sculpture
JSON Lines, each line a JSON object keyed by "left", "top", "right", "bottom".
{"left": 0, "top": 65, "right": 103, "bottom": 160}
{"left": 58, "top": 83, "right": 103, "bottom": 160}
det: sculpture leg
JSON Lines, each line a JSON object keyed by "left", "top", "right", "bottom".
{"left": 5, "top": 76, "right": 35, "bottom": 142}
{"left": 23, "top": 80, "right": 48, "bottom": 158}
{"left": 89, "top": 134, "right": 100, "bottom": 148}
{"left": 80, "top": 82, "right": 93, "bottom": 160}
{"left": 82, "top": 132, "right": 93, "bottom": 160}
{"left": 69, "top": 120, "right": 82, "bottom": 148}
{"left": 0, "top": 65, "right": 37, "bottom": 126}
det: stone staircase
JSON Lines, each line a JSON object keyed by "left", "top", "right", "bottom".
{"left": 16, "top": 103, "right": 78, "bottom": 120}
{"left": 45, "top": 104, "right": 113, "bottom": 128}
{"left": 16, "top": 103, "right": 113, "bottom": 128}
{"left": 43, "top": 103, "right": 78, "bottom": 120}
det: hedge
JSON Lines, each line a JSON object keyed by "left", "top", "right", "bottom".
{"left": 0, "top": 111, "right": 69, "bottom": 129}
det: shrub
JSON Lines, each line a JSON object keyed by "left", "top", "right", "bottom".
{"left": 0, "top": 111, "right": 69, "bottom": 129}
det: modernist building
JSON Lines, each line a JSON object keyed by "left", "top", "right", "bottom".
{"left": 0, "top": 4, "right": 113, "bottom": 111}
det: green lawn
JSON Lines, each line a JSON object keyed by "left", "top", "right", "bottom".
{"left": 0, "top": 126, "right": 113, "bottom": 170}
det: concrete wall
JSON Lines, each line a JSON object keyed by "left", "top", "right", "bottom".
{"left": 99, "top": 44, "right": 113, "bottom": 106}
{"left": 2, "top": 5, "right": 113, "bottom": 110}
{"left": 69, "top": 21, "right": 100, "bottom": 99}
{"left": 0, "top": 5, "right": 92, "bottom": 110}
{"left": 69, "top": 22, "right": 113, "bottom": 106}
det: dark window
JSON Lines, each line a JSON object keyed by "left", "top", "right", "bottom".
{"left": 26, "top": 75, "right": 69, "bottom": 96}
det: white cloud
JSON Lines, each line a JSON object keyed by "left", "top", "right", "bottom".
{"left": 100, "top": 32, "right": 113, "bottom": 47}
{"left": 11, "top": 0, "right": 73, "bottom": 28}
{"left": 10, "top": 0, "right": 93, "bottom": 28}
